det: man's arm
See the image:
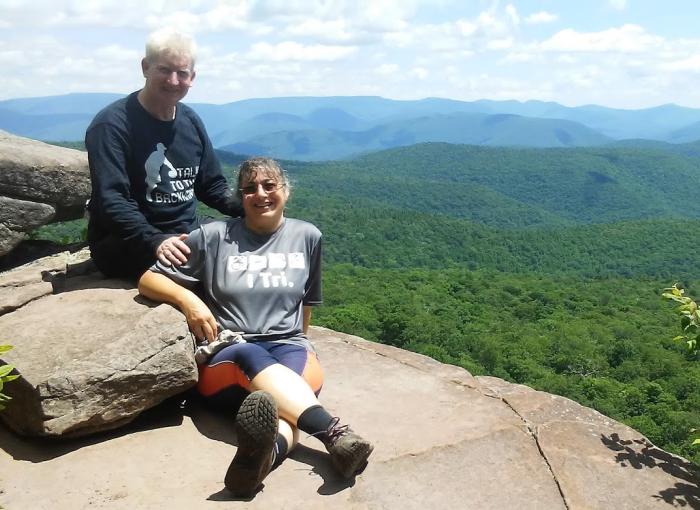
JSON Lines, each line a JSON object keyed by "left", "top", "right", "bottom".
{"left": 302, "top": 233, "right": 322, "bottom": 336}
{"left": 138, "top": 270, "right": 218, "bottom": 342}
{"left": 303, "top": 306, "right": 312, "bottom": 335}
{"left": 87, "top": 122, "right": 167, "bottom": 249}
{"left": 190, "top": 113, "right": 244, "bottom": 217}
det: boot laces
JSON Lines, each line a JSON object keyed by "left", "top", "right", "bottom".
{"left": 324, "top": 417, "right": 350, "bottom": 446}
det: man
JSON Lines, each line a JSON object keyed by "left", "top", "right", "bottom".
{"left": 85, "top": 28, "right": 242, "bottom": 279}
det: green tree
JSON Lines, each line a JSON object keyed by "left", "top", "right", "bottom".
{"left": 662, "top": 284, "right": 700, "bottom": 446}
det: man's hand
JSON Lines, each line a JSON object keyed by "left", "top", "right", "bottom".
{"left": 156, "top": 234, "right": 190, "bottom": 266}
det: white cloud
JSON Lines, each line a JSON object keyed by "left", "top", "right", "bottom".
{"left": 475, "top": 11, "right": 509, "bottom": 36}
{"left": 375, "top": 63, "right": 399, "bottom": 76}
{"left": 4, "top": 0, "right": 700, "bottom": 108}
{"left": 505, "top": 4, "right": 520, "bottom": 26}
{"left": 568, "top": 65, "right": 603, "bottom": 88}
{"left": 93, "top": 44, "right": 140, "bottom": 62}
{"left": 556, "top": 54, "right": 577, "bottom": 64}
{"left": 488, "top": 38, "right": 514, "bottom": 50}
{"left": 283, "top": 19, "right": 354, "bottom": 42}
{"left": 608, "top": 0, "right": 627, "bottom": 10}
{"left": 0, "top": 34, "right": 143, "bottom": 98}
{"left": 247, "top": 41, "right": 357, "bottom": 62}
{"left": 0, "top": 1, "right": 260, "bottom": 32}
{"left": 525, "top": 11, "right": 558, "bottom": 25}
{"left": 383, "top": 3, "right": 520, "bottom": 57}
{"left": 661, "top": 55, "right": 700, "bottom": 73}
{"left": 540, "top": 24, "right": 662, "bottom": 53}
{"left": 411, "top": 67, "right": 428, "bottom": 79}
{"left": 456, "top": 19, "right": 479, "bottom": 37}
{"left": 247, "top": 0, "right": 415, "bottom": 33}
{"left": 281, "top": 18, "right": 384, "bottom": 45}
{"left": 500, "top": 52, "right": 537, "bottom": 63}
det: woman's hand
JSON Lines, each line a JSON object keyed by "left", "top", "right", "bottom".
{"left": 181, "top": 295, "right": 218, "bottom": 342}
{"left": 138, "top": 270, "right": 218, "bottom": 342}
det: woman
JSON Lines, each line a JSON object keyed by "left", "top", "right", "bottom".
{"left": 138, "top": 157, "right": 372, "bottom": 497}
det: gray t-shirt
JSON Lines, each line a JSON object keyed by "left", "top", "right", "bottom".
{"left": 151, "top": 217, "right": 322, "bottom": 343}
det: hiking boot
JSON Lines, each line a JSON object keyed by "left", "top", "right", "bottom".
{"left": 322, "top": 417, "right": 374, "bottom": 478}
{"left": 225, "top": 391, "right": 278, "bottom": 498}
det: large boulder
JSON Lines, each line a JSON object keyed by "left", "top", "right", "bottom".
{"left": 0, "top": 249, "right": 197, "bottom": 437}
{"left": 0, "top": 130, "right": 90, "bottom": 256}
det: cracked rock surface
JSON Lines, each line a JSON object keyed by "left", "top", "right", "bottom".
{"left": 1, "top": 319, "right": 697, "bottom": 508}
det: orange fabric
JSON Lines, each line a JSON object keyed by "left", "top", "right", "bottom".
{"left": 302, "top": 353, "right": 324, "bottom": 395}
{"left": 196, "top": 351, "right": 324, "bottom": 397}
{"left": 197, "top": 361, "right": 251, "bottom": 397}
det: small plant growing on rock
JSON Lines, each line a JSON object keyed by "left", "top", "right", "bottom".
{"left": 662, "top": 284, "right": 700, "bottom": 358}
{"left": 0, "top": 344, "right": 19, "bottom": 411}
{"left": 662, "top": 284, "right": 700, "bottom": 446}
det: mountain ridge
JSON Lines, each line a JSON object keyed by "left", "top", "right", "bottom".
{"left": 3, "top": 94, "right": 700, "bottom": 160}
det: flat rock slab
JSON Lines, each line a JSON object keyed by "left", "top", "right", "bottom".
{"left": 478, "top": 376, "right": 700, "bottom": 509}
{"left": 1, "top": 328, "right": 695, "bottom": 509}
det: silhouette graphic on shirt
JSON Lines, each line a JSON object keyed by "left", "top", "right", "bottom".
{"left": 144, "top": 143, "right": 177, "bottom": 202}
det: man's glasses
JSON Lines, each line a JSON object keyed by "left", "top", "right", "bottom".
{"left": 239, "top": 181, "right": 284, "bottom": 195}
{"left": 155, "top": 65, "right": 193, "bottom": 82}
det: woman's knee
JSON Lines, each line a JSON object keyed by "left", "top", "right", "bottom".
{"left": 301, "top": 353, "right": 324, "bottom": 395}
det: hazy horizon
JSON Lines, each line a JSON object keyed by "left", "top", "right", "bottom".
{"left": 3, "top": 91, "right": 699, "bottom": 113}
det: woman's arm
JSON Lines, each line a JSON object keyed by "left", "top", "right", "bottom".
{"left": 138, "top": 270, "right": 218, "bottom": 342}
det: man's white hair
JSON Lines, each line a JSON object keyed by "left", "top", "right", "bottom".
{"left": 145, "top": 28, "right": 197, "bottom": 68}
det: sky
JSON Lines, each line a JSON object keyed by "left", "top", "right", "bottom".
{"left": 1, "top": 0, "right": 700, "bottom": 109}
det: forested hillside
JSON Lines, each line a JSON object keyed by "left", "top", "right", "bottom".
{"left": 287, "top": 143, "right": 700, "bottom": 226}
{"left": 265, "top": 143, "right": 700, "bottom": 465}
{"left": 34, "top": 141, "right": 700, "bottom": 465}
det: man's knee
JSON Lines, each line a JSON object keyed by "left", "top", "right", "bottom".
{"left": 89, "top": 236, "right": 154, "bottom": 279}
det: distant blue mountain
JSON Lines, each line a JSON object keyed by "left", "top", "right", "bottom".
{"left": 0, "top": 107, "right": 95, "bottom": 141}
{"left": 220, "top": 112, "right": 611, "bottom": 160}
{"left": 0, "top": 93, "right": 123, "bottom": 141}
{"left": 0, "top": 93, "right": 124, "bottom": 115}
{"left": 666, "top": 120, "right": 700, "bottom": 143}
{"left": 2, "top": 93, "right": 700, "bottom": 159}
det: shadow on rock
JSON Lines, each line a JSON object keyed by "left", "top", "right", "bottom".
{"left": 0, "top": 395, "right": 186, "bottom": 462}
{"left": 188, "top": 396, "right": 359, "bottom": 500}
{"left": 0, "top": 240, "right": 86, "bottom": 272}
{"left": 204, "top": 443, "right": 357, "bottom": 502}
{"left": 59, "top": 275, "right": 137, "bottom": 293}
{"left": 601, "top": 433, "right": 700, "bottom": 507}
{"left": 289, "top": 443, "right": 358, "bottom": 495}
{"left": 183, "top": 395, "right": 237, "bottom": 446}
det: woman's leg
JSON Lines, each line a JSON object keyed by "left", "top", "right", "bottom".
{"left": 248, "top": 350, "right": 373, "bottom": 479}
{"left": 200, "top": 342, "right": 372, "bottom": 490}
{"left": 273, "top": 418, "right": 298, "bottom": 468}
{"left": 249, "top": 363, "right": 319, "bottom": 424}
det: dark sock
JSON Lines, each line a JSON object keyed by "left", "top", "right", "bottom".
{"left": 297, "top": 405, "right": 334, "bottom": 440}
{"left": 271, "top": 433, "right": 289, "bottom": 469}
